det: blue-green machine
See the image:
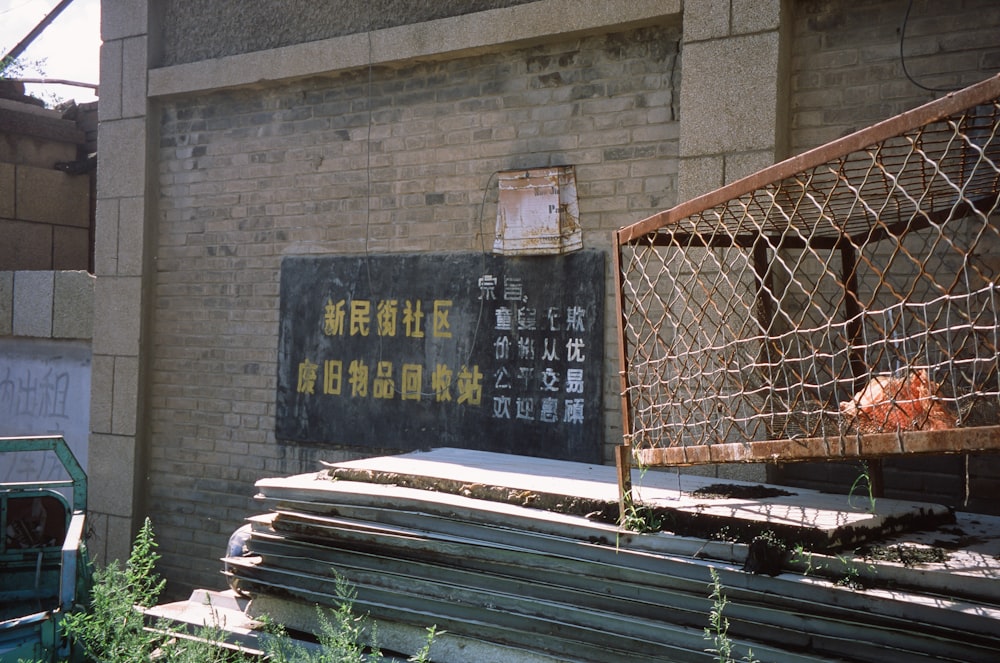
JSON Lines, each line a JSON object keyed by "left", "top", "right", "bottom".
{"left": 1, "top": 436, "right": 90, "bottom": 662}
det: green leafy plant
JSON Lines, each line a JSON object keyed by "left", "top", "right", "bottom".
{"left": 620, "top": 493, "right": 664, "bottom": 534}
{"left": 60, "top": 519, "right": 436, "bottom": 662}
{"left": 704, "top": 568, "right": 758, "bottom": 663}
{"left": 62, "top": 517, "right": 166, "bottom": 662}
{"left": 849, "top": 461, "right": 877, "bottom": 513}
{"left": 789, "top": 546, "right": 875, "bottom": 590}
{"left": 619, "top": 464, "right": 665, "bottom": 535}
{"left": 0, "top": 51, "right": 61, "bottom": 106}
{"left": 263, "top": 575, "right": 437, "bottom": 663}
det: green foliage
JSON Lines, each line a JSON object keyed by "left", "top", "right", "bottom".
{"left": 408, "top": 626, "right": 438, "bottom": 663}
{"left": 848, "top": 461, "right": 877, "bottom": 513}
{"left": 261, "top": 575, "right": 438, "bottom": 662}
{"left": 620, "top": 500, "right": 664, "bottom": 534}
{"left": 61, "top": 518, "right": 437, "bottom": 662}
{"left": 0, "top": 49, "right": 48, "bottom": 79}
{"left": 788, "top": 546, "right": 875, "bottom": 590}
{"left": 0, "top": 50, "right": 63, "bottom": 106}
{"left": 263, "top": 577, "right": 376, "bottom": 663}
{"left": 704, "top": 568, "right": 758, "bottom": 663}
{"left": 619, "top": 476, "right": 664, "bottom": 534}
{"left": 61, "top": 518, "right": 165, "bottom": 662}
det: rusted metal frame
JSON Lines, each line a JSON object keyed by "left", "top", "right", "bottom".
{"left": 633, "top": 228, "right": 845, "bottom": 251}
{"left": 855, "top": 194, "right": 997, "bottom": 247}
{"left": 838, "top": 239, "right": 887, "bottom": 496}
{"left": 635, "top": 424, "right": 1000, "bottom": 466}
{"left": 612, "top": 230, "right": 634, "bottom": 524}
{"left": 617, "top": 73, "right": 1000, "bottom": 245}
{"left": 751, "top": 232, "right": 780, "bottom": 426}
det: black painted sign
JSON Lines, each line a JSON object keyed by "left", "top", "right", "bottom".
{"left": 275, "top": 251, "right": 604, "bottom": 462}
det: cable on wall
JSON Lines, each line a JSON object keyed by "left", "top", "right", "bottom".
{"left": 899, "top": 0, "right": 961, "bottom": 93}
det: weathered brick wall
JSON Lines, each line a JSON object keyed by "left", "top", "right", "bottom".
{"left": 152, "top": 23, "right": 680, "bottom": 592}
{"left": 789, "top": 0, "right": 1000, "bottom": 154}
{"left": 771, "top": 0, "right": 1000, "bottom": 512}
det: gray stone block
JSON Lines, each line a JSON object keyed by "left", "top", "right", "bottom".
{"left": 112, "top": 355, "right": 139, "bottom": 436}
{"left": 0, "top": 272, "right": 12, "bottom": 336}
{"left": 101, "top": 0, "right": 147, "bottom": 41}
{"left": 118, "top": 196, "right": 147, "bottom": 276}
{"left": 92, "top": 276, "right": 142, "bottom": 356}
{"left": 732, "top": 0, "right": 781, "bottom": 34}
{"left": 87, "top": 432, "right": 138, "bottom": 517}
{"left": 90, "top": 353, "right": 114, "bottom": 434}
{"left": 99, "top": 40, "right": 123, "bottom": 122}
{"left": 677, "top": 154, "right": 724, "bottom": 202}
{"left": 94, "top": 198, "right": 120, "bottom": 276}
{"left": 679, "top": 32, "right": 780, "bottom": 156}
{"left": 122, "top": 36, "right": 149, "bottom": 119}
{"left": 684, "top": 0, "right": 733, "bottom": 42}
{"left": 724, "top": 150, "right": 775, "bottom": 185}
{"left": 0, "top": 163, "right": 13, "bottom": 218}
{"left": 97, "top": 118, "right": 147, "bottom": 199}
{"left": 12, "top": 270, "right": 54, "bottom": 337}
{"left": 15, "top": 166, "right": 90, "bottom": 226}
{"left": 53, "top": 270, "right": 95, "bottom": 339}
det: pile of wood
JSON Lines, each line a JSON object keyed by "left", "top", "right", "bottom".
{"left": 224, "top": 449, "right": 1000, "bottom": 663}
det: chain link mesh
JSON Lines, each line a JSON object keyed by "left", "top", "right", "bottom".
{"left": 617, "top": 79, "right": 1000, "bottom": 465}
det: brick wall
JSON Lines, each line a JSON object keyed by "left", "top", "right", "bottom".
{"left": 151, "top": 23, "right": 680, "bottom": 592}
{"left": 789, "top": 0, "right": 1000, "bottom": 154}
{"left": 771, "top": 0, "right": 1000, "bottom": 512}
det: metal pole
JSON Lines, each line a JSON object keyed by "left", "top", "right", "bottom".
{"left": 1, "top": 0, "right": 77, "bottom": 67}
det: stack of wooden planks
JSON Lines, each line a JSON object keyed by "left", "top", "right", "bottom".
{"left": 223, "top": 448, "right": 1000, "bottom": 662}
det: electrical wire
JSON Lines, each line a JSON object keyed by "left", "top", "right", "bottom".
{"left": 899, "top": 0, "right": 961, "bottom": 93}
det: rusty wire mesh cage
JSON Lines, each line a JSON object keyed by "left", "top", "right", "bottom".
{"left": 615, "top": 74, "right": 1000, "bottom": 467}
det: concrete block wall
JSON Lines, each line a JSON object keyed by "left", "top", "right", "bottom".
{"left": 677, "top": 0, "right": 786, "bottom": 201}
{"left": 0, "top": 270, "right": 94, "bottom": 491}
{"left": 158, "top": 0, "right": 538, "bottom": 66}
{"left": 0, "top": 271, "right": 94, "bottom": 339}
{"left": 0, "top": 100, "right": 92, "bottom": 271}
{"left": 150, "top": 20, "right": 681, "bottom": 593}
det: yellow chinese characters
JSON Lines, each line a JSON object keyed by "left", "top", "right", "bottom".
{"left": 296, "top": 357, "right": 481, "bottom": 406}
{"left": 323, "top": 298, "right": 453, "bottom": 339}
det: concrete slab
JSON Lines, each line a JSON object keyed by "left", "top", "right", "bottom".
{"left": 326, "top": 448, "right": 952, "bottom": 551}
{"left": 145, "top": 589, "right": 257, "bottom": 634}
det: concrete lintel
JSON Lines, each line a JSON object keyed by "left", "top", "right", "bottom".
{"left": 147, "top": 0, "right": 682, "bottom": 98}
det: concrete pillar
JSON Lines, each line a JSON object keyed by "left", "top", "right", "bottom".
{"left": 673, "top": 0, "right": 789, "bottom": 481}
{"left": 677, "top": 0, "right": 789, "bottom": 201}
{"left": 88, "top": 0, "right": 153, "bottom": 564}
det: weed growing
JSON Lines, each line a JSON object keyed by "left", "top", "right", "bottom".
{"left": 56, "top": 518, "right": 436, "bottom": 662}
{"left": 704, "top": 568, "right": 759, "bottom": 663}
{"left": 849, "top": 461, "right": 877, "bottom": 513}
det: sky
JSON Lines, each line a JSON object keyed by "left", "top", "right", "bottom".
{"left": 1, "top": 0, "right": 101, "bottom": 105}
